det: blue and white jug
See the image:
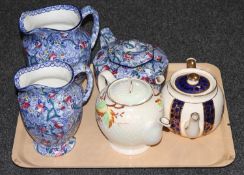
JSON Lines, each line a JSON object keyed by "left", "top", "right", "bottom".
{"left": 19, "top": 5, "right": 99, "bottom": 75}
{"left": 14, "top": 61, "right": 93, "bottom": 156}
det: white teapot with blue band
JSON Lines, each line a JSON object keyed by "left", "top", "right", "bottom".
{"left": 161, "top": 58, "right": 224, "bottom": 138}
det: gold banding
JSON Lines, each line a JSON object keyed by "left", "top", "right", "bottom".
{"left": 186, "top": 58, "right": 200, "bottom": 84}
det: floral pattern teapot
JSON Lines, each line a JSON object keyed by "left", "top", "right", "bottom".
{"left": 93, "top": 28, "right": 168, "bottom": 95}
{"left": 19, "top": 5, "right": 99, "bottom": 75}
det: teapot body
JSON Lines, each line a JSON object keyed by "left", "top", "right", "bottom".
{"left": 162, "top": 82, "right": 224, "bottom": 138}
{"left": 93, "top": 28, "right": 168, "bottom": 95}
{"left": 14, "top": 61, "right": 93, "bottom": 156}
{"left": 19, "top": 5, "right": 99, "bottom": 75}
{"left": 96, "top": 84, "right": 164, "bottom": 155}
{"left": 162, "top": 58, "right": 224, "bottom": 138}
{"left": 95, "top": 71, "right": 166, "bottom": 155}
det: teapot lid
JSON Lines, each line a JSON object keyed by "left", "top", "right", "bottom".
{"left": 108, "top": 40, "right": 154, "bottom": 68}
{"left": 170, "top": 58, "right": 217, "bottom": 97}
{"left": 174, "top": 74, "right": 210, "bottom": 94}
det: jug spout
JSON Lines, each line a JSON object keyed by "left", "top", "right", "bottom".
{"left": 100, "top": 28, "right": 117, "bottom": 49}
{"left": 19, "top": 5, "right": 83, "bottom": 34}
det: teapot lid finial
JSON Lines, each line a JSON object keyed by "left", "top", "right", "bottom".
{"left": 186, "top": 58, "right": 200, "bottom": 85}
{"left": 186, "top": 58, "right": 197, "bottom": 68}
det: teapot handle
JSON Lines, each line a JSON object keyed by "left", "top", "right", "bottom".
{"left": 159, "top": 117, "right": 171, "bottom": 128}
{"left": 75, "top": 65, "right": 94, "bottom": 104}
{"left": 97, "top": 70, "right": 116, "bottom": 92}
{"left": 80, "top": 6, "right": 99, "bottom": 49}
{"left": 100, "top": 28, "right": 117, "bottom": 49}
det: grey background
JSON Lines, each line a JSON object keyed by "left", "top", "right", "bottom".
{"left": 0, "top": 0, "right": 243, "bottom": 174}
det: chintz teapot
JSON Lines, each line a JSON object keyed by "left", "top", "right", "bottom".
{"left": 19, "top": 5, "right": 99, "bottom": 75}
{"left": 95, "top": 70, "right": 169, "bottom": 155}
{"left": 14, "top": 61, "right": 93, "bottom": 156}
{"left": 162, "top": 58, "right": 224, "bottom": 138}
{"left": 93, "top": 28, "right": 168, "bottom": 95}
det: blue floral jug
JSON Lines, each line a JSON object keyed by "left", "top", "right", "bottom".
{"left": 14, "top": 61, "right": 93, "bottom": 156}
{"left": 19, "top": 5, "right": 99, "bottom": 75}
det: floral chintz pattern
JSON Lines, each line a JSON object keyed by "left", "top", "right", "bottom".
{"left": 22, "top": 29, "right": 91, "bottom": 74}
{"left": 14, "top": 61, "right": 93, "bottom": 156}
{"left": 93, "top": 28, "right": 168, "bottom": 94}
{"left": 95, "top": 92, "right": 125, "bottom": 128}
{"left": 19, "top": 5, "right": 100, "bottom": 75}
{"left": 18, "top": 85, "right": 83, "bottom": 156}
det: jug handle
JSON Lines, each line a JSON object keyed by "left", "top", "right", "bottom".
{"left": 76, "top": 65, "right": 94, "bottom": 104}
{"left": 98, "top": 70, "right": 116, "bottom": 92}
{"left": 80, "top": 6, "right": 100, "bottom": 49}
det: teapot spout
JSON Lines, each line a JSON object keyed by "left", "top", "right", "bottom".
{"left": 100, "top": 28, "right": 117, "bottom": 49}
{"left": 184, "top": 112, "right": 200, "bottom": 138}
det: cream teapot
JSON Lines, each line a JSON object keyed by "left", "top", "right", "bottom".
{"left": 162, "top": 58, "right": 224, "bottom": 138}
{"left": 95, "top": 70, "right": 168, "bottom": 155}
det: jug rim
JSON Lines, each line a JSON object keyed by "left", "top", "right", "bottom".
{"left": 14, "top": 61, "right": 74, "bottom": 91}
{"left": 19, "top": 4, "right": 82, "bottom": 33}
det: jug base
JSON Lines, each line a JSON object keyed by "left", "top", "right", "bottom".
{"left": 34, "top": 137, "right": 76, "bottom": 157}
{"left": 110, "top": 143, "right": 149, "bottom": 155}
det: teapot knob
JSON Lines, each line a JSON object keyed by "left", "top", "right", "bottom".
{"left": 186, "top": 58, "right": 200, "bottom": 85}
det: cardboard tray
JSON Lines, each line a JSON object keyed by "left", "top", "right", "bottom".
{"left": 12, "top": 63, "right": 235, "bottom": 168}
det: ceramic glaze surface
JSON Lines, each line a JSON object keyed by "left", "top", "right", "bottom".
{"left": 14, "top": 61, "right": 93, "bottom": 156}
{"left": 203, "top": 100, "right": 215, "bottom": 135}
{"left": 93, "top": 28, "right": 168, "bottom": 95}
{"left": 95, "top": 71, "right": 167, "bottom": 155}
{"left": 19, "top": 5, "right": 99, "bottom": 75}
{"left": 170, "top": 99, "right": 184, "bottom": 135}
{"left": 162, "top": 58, "right": 224, "bottom": 138}
{"left": 175, "top": 75, "right": 210, "bottom": 94}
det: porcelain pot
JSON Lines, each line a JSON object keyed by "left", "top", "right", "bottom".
{"left": 14, "top": 61, "right": 93, "bottom": 156}
{"left": 19, "top": 5, "right": 99, "bottom": 75}
{"left": 162, "top": 58, "right": 224, "bottom": 138}
{"left": 93, "top": 28, "right": 168, "bottom": 95}
{"left": 95, "top": 70, "right": 169, "bottom": 155}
